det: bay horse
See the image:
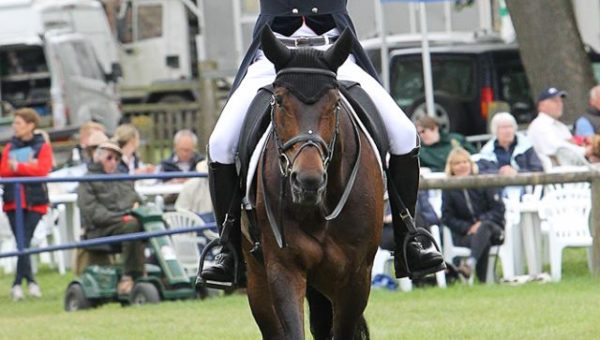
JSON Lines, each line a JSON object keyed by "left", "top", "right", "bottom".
{"left": 242, "top": 27, "right": 384, "bottom": 339}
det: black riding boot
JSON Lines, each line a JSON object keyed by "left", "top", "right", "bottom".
{"left": 388, "top": 150, "right": 445, "bottom": 279}
{"left": 199, "top": 162, "right": 242, "bottom": 284}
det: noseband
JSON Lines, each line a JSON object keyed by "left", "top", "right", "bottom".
{"left": 269, "top": 91, "right": 340, "bottom": 177}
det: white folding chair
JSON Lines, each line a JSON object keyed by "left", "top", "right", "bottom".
{"left": 538, "top": 184, "right": 592, "bottom": 281}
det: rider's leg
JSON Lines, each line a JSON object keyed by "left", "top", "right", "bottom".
{"left": 201, "top": 58, "right": 276, "bottom": 283}
{"left": 337, "top": 59, "right": 444, "bottom": 278}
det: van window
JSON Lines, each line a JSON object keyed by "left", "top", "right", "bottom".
{"left": 71, "top": 42, "right": 104, "bottom": 80}
{"left": 137, "top": 4, "right": 162, "bottom": 40}
{"left": 390, "top": 56, "right": 474, "bottom": 108}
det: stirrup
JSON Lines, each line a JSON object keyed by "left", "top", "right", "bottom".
{"left": 399, "top": 227, "right": 446, "bottom": 279}
{"left": 195, "top": 238, "right": 241, "bottom": 291}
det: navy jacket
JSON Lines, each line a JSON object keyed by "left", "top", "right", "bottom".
{"left": 231, "top": 0, "right": 378, "bottom": 92}
{"left": 441, "top": 187, "right": 505, "bottom": 237}
{"left": 475, "top": 133, "right": 543, "bottom": 174}
{"left": 159, "top": 153, "right": 204, "bottom": 173}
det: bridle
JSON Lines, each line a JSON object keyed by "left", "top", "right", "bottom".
{"left": 261, "top": 68, "right": 363, "bottom": 248}
{"left": 269, "top": 89, "right": 340, "bottom": 178}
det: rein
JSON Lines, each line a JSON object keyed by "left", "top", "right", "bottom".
{"left": 260, "top": 68, "right": 363, "bottom": 247}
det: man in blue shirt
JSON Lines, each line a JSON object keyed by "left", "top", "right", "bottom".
{"left": 574, "top": 85, "right": 600, "bottom": 137}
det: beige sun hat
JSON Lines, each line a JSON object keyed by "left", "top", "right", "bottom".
{"left": 97, "top": 141, "right": 123, "bottom": 156}
{"left": 87, "top": 130, "right": 109, "bottom": 147}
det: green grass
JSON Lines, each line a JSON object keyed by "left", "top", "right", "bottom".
{"left": 1, "top": 249, "right": 599, "bottom": 339}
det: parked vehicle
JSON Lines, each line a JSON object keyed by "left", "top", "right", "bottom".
{"left": 364, "top": 33, "right": 600, "bottom": 136}
{"left": 0, "top": 0, "right": 121, "bottom": 140}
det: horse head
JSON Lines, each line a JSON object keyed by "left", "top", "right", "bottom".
{"left": 260, "top": 26, "right": 352, "bottom": 206}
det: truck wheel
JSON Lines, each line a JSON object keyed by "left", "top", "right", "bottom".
{"left": 130, "top": 282, "right": 160, "bottom": 305}
{"left": 64, "top": 283, "right": 93, "bottom": 311}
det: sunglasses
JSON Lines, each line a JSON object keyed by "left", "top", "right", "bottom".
{"left": 105, "top": 154, "right": 121, "bottom": 162}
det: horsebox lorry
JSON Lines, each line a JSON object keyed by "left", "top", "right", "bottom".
{"left": 0, "top": 0, "right": 121, "bottom": 141}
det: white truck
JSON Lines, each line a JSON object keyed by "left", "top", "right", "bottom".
{"left": 0, "top": 0, "right": 121, "bottom": 140}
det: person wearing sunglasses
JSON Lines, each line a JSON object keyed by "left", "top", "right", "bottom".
{"left": 77, "top": 141, "right": 144, "bottom": 295}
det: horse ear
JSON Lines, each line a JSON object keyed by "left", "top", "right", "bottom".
{"left": 260, "top": 26, "right": 291, "bottom": 69}
{"left": 323, "top": 28, "right": 353, "bottom": 71}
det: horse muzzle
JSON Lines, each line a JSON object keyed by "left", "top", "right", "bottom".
{"left": 290, "top": 170, "right": 327, "bottom": 205}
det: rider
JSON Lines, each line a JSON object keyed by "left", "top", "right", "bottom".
{"left": 200, "top": 0, "right": 445, "bottom": 286}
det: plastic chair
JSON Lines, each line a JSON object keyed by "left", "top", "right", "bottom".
{"left": 441, "top": 223, "right": 514, "bottom": 284}
{"left": 31, "top": 204, "right": 67, "bottom": 275}
{"left": 162, "top": 209, "right": 218, "bottom": 277}
{"left": 538, "top": 184, "right": 592, "bottom": 282}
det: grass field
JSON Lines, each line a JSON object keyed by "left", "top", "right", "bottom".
{"left": 0, "top": 248, "right": 599, "bottom": 339}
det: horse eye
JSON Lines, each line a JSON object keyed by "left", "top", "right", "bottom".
{"left": 275, "top": 96, "right": 283, "bottom": 106}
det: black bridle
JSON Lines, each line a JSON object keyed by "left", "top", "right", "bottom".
{"left": 269, "top": 95, "right": 340, "bottom": 178}
{"left": 261, "top": 68, "right": 363, "bottom": 248}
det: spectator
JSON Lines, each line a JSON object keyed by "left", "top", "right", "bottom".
{"left": 527, "top": 87, "right": 588, "bottom": 168}
{"left": 0, "top": 108, "right": 53, "bottom": 301}
{"left": 474, "top": 112, "right": 544, "bottom": 175}
{"left": 77, "top": 141, "right": 144, "bottom": 295}
{"left": 174, "top": 160, "right": 213, "bottom": 218}
{"left": 416, "top": 116, "right": 476, "bottom": 172}
{"left": 82, "top": 130, "right": 109, "bottom": 164}
{"left": 69, "top": 121, "right": 105, "bottom": 166}
{"left": 159, "top": 129, "right": 204, "bottom": 182}
{"left": 574, "top": 85, "right": 600, "bottom": 137}
{"left": 112, "top": 124, "right": 155, "bottom": 174}
{"left": 441, "top": 147, "right": 505, "bottom": 282}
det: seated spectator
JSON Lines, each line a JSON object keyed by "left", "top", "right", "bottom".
{"left": 69, "top": 121, "right": 105, "bottom": 166}
{"left": 574, "top": 85, "right": 600, "bottom": 137}
{"left": 441, "top": 147, "right": 505, "bottom": 282}
{"left": 159, "top": 129, "right": 204, "bottom": 182}
{"left": 82, "top": 130, "right": 109, "bottom": 164}
{"left": 527, "top": 87, "right": 588, "bottom": 168}
{"left": 416, "top": 116, "right": 476, "bottom": 172}
{"left": 474, "top": 112, "right": 544, "bottom": 175}
{"left": 174, "top": 160, "right": 213, "bottom": 218}
{"left": 77, "top": 141, "right": 144, "bottom": 295}
{"left": 112, "top": 124, "right": 155, "bottom": 174}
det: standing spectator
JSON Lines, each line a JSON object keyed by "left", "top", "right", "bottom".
{"left": 158, "top": 129, "right": 204, "bottom": 181}
{"left": 416, "top": 116, "right": 476, "bottom": 172}
{"left": 0, "top": 108, "right": 53, "bottom": 300}
{"left": 112, "top": 123, "right": 155, "bottom": 174}
{"left": 69, "top": 121, "right": 105, "bottom": 166}
{"left": 77, "top": 141, "right": 145, "bottom": 295}
{"left": 527, "top": 87, "right": 588, "bottom": 168}
{"left": 574, "top": 85, "right": 600, "bottom": 137}
{"left": 441, "top": 147, "right": 505, "bottom": 282}
{"left": 475, "top": 112, "right": 544, "bottom": 175}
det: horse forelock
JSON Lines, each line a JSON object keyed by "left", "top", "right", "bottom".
{"left": 274, "top": 48, "right": 339, "bottom": 104}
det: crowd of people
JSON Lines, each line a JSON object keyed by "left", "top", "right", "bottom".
{"left": 1, "top": 110, "right": 210, "bottom": 300}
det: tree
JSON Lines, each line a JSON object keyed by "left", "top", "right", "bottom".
{"left": 505, "top": 0, "right": 595, "bottom": 124}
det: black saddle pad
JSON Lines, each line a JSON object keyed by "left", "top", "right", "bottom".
{"left": 236, "top": 81, "right": 389, "bottom": 200}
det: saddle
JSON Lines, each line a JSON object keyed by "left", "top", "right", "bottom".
{"left": 237, "top": 80, "right": 390, "bottom": 201}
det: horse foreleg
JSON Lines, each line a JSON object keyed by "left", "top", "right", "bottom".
{"left": 266, "top": 262, "right": 307, "bottom": 340}
{"left": 331, "top": 271, "right": 371, "bottom": 340}
{"left": 244, "top": 248, "right": 285, "bottom": 339}
{"left": 306, "top": 285, "right": 333, "bottom": 340}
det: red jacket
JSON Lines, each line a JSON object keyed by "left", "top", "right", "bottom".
{"left": 0, "top": 134, "right": 53, "bottom": 214}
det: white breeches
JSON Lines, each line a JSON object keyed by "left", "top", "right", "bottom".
{"left": 209, "top": 54, "right": 417, "bottom": 164}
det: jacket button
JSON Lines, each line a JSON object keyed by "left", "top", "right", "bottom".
{"left": 312, "top": 7, "right": 318, "bottom": 13}
{"left": 292, "top": 8, "right": 299, "bottom": 14}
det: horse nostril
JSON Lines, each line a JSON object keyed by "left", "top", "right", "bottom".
{"left": 292, "top": 171, "right": 326, "bottom": 191}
